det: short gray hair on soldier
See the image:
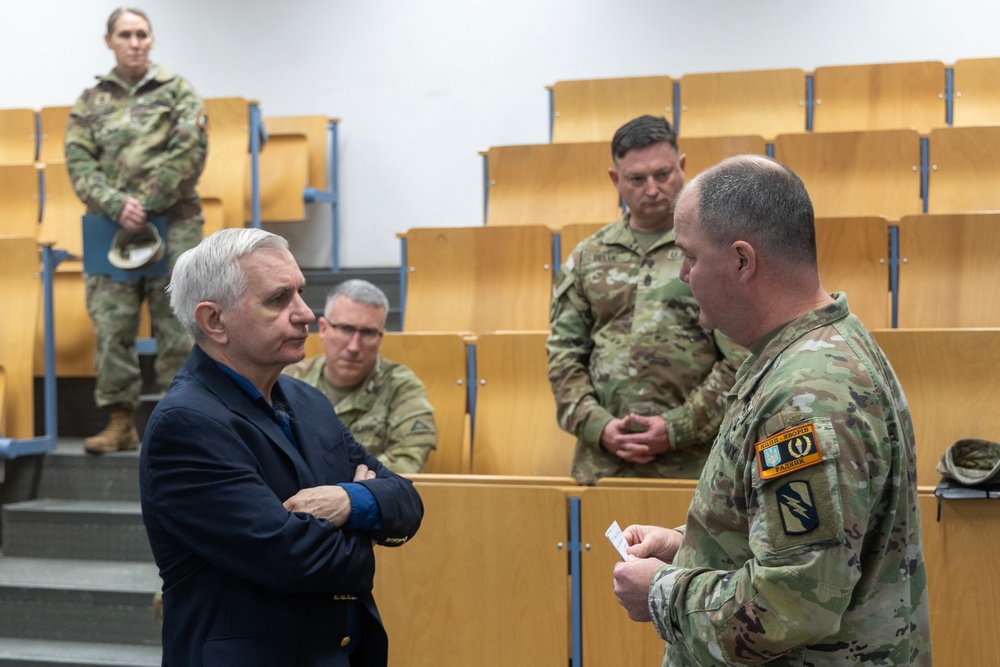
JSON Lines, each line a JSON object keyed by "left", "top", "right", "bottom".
{"left": 693, "top": 155, "right": 817, "bottom": 266}
{"left": 168, "top": 228, "right": 290, "bottom": 340}
{"left": 324, "top": 279, "right": 390, "bottom": 323}
{"left": 106, "top": 7, "right": 152, "bottom": 36}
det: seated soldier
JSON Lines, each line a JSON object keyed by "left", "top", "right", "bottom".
{"left": 284, "top": 279, "right": 436, "bottom": 473}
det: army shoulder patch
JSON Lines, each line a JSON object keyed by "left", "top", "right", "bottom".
{"left": 775, "top": 481, "right": 819, "bottom": 534}
{"left": 755, "top": 422, "right": 824, "bottom": 481}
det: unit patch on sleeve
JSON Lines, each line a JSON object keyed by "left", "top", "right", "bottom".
{"left": 775, "top": 481, "right": 819, "bottom": 534}
{"left": 755, "top": 422, "right": 824, "bottom": 481}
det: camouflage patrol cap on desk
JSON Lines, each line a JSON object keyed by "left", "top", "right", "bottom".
{"left": 937, "top": 438, "right": 1000, "bottom": 486}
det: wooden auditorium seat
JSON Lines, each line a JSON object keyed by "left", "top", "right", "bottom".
{"left": 918, "top": 492, "right": 1000, "bottom": 665}
{"left": 247, "top": 132, "right": 309, "bottom": 222}
{"left": 484, "top": 142, "right": 620, "bottom": 227}
{"left": 0, "top": 108, "right": 37, "bottom": 164}
{"left": 39, "top": 161, "right": 85, "bottom": 258}
{"left": 200, "top": 197, "right": 226, "bottom": 237}
{"left": 0, "top": 163, "right": 41, "bottom": 237}
{"left": 558, "top": 221, "right": 608, "bottom": 266}
{"left": 581, "top": 480, "right": 698, "bottom": 665}
{"left": 470, "top": 331, "right": 577, "bottom": 478}
{"left": 951, "top": 57, "right": 1000, "bottom": 126}
{"left": 0, "top": 367, "right": 6, "bottom": 436}
{"left": 38, "top": 106, "right": 72, "bottom": 165}
{"left": 895, "top": 213, "right": 1000, "bottom": 328}
{"left": 677, "top": 134, "right": 768, "bottom": 181}
{"left": 773, "top": 129, "right": 922, "bottom": 220}
{"left": 200, "top": 97, "right": 250, "bottom": 230}
{"left": 871, "top": 328, "right": 1000, "bottom": 487}
{"left": 263, "top": 116, "right": 334, "bottom": 192}
{"left": 814, "top": 216, "right": 891, "bottom": 330}
{"left": 34, "top": 161, "right": 94, "bottom": 378}
{"left": 812, "top": 61, "right": 946, "bottom": 133}
{"left": 550, "top": 75, "right": 674, "bottom": 144}
{"left": 402, "top": 225, "right": 554, "bottom": 334}
{"left": 380, "top": 332, "right": 469, "bottom": 474}
{"left": 926, "top": 125, "right": 1000, "bottom": 214}
{"left": 32, "top": 270, "right": 96, "bottom": 378}
{"left": 678, "top": 68, "right": 806, "bottom": 140}
{"left": 0, "top": 236, "right": 40, "bottom": 439}
{"left": 373, "top": 481, "right": 571, "bottom": 666}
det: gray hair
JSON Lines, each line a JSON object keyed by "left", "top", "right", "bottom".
{"left": 107, "top": 7, "right": 152, "bottom": 36}
{"left": 324, "top": 279, "right": 389, "bottom": 323}
{"left": 168, "top": 228, "right": 289, "bottom": 340}
{"left": 693, "top": 155, "right": 817, "bottom": 266}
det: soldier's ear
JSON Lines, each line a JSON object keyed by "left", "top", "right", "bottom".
{"left": 732, "top": 241, "right": 756, "bottom": 284}
{"left": 195, "top": 301, "right": 228, "bottom": 345}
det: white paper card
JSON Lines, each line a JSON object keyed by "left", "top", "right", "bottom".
{"left": 605, "top": 520, "right": 629, "bottom": 561}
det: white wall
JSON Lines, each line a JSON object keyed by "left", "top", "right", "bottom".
{"left": 2, "top": 0, "right": 996, "bottom": 268}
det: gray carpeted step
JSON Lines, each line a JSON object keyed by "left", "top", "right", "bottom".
{"left": 37, "top": 440, "right": 141, "bottom": 503}
{"left": 1, "top": 501, "right": 151, "bottom": 562}
{"left": 0, "top": 638, "right": 160, "bottom": 666}
{"left": 0, "top": 558, "right": 160, "bottom": 646}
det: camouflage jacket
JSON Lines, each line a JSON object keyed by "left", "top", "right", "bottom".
{"left": 283, "top": 355, "right": 436, "bottom": 474}
{"left": 547, "top": 216, "right": 746, "bottom": 484}
{"left": 66, "top": 64, "right": 207, "bottom": 223}
{"left": 650, "top": 293, "right": 931, "bottom": 666}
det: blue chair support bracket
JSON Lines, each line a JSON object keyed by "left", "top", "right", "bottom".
{"left": 248, "top": 102, "right": 265, "bottom": 229}
{"left": 568, "top": 496, "right": 583, "bottom": 667}
{"left": 303, "top": 120, "right": 340, "bottom": 272}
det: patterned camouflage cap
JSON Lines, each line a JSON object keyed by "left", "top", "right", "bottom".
{"left": 107, "top": 222, "right": 165, "bottom": 270}
{"left": 937, "top": 438, "right": 1000, "bottom": 485}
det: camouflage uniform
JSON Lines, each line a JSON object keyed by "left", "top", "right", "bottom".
{"left": 548, "top": 216, "right": 747, "bottom": 485}
{"left": 649, "top": 293, "right": 931, "bottom": 666}
{"left": 66, "top": 64, "right": 207, "bottom": 409}
{"left": 283, "top": 354, "right": 436, "bottom": 474}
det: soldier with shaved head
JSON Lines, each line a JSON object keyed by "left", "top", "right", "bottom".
{"left": 613, "top": 155, "right": 931, "bottom": 666}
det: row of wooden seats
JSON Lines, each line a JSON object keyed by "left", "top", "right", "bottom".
{"left": 300, "top": 327, "right": 999, "bottom": 490}
{"left": 0, "top": 102, "right": 337, "bottom": 381}
{"left": 549, "top": 58, "right": 1000, "bottom": 142}
{"left": 400, "top": 213, "right": 1000, "bottom": 336}
{"left": 303, "top": 331, "right": 575, "bottom": 478}
{"left": 0, "top": 100, "right": 335, "bottom": 231}
{"left": 483, "top": 125, "right": 1000, "bottom": 228}
{"left": 19, "top": 207, "right": 999, "bottom": 389}
{"left": 370, "top": 326, "right": 1000, "bottom": 665}
{"left": 372, "top": 474, "right": 1000, "bottom": 666}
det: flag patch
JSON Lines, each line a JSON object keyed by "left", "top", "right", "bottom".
{"left": 755, "top": 422, "right": 824, "bottom": 481}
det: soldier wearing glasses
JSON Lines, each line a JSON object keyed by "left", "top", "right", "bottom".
{"left": 284, "top": 280, "right": 436, "bottom": 473}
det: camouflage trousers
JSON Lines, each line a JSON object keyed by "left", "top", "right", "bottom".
{"left": 85, "top": 217, "right": 202, "bottom": 410}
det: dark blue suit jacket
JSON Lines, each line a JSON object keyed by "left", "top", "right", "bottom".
{"left": 140, "top": 345, "right": 423, "bottom": 666}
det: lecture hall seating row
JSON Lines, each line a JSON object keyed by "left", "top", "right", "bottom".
{"left": 303, "top": 327, "right": 999, "bottom": 489}
{"left": 0, "top": 101, "right": 340, "bottom": 382}
{"left": 302, "top": 330, "right": 575, "bottom": 478}
{"left": 0, "top": 100, "right": 337, "bottom": 233}
{"left": 399, "top": 213, "right": 1000, "bottom": 336}
{"left": 548, "top": 57, "right": 1000, "bottom": 143}
{"left": 372, "top": 475, "right": 1000, "bottom": 667}
{"left": 482, "top": 125, "right": 1000, "bottom": 228}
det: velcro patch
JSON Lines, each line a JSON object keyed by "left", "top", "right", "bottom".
{"left": 409, "top": 419, "right": 432, "bottom": 433}
{"left": 755, "top": 422, "right": 824, "bottom": 481}
{"left": 775, "top": 481, "right": 819, "bottom": 534}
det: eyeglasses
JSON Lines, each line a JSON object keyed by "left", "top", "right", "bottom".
{"left": 322, "top": 318, "right": 384, "bottom": 344}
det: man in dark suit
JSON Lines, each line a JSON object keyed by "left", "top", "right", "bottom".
{"left": 139, "top": 228, "right": 423, "bottom": 666}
